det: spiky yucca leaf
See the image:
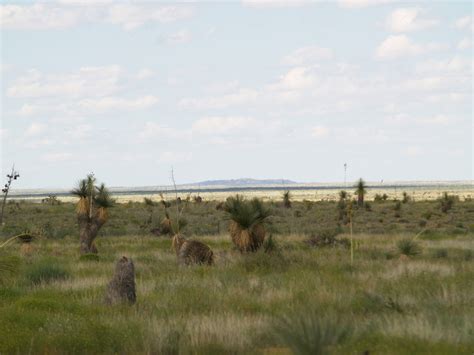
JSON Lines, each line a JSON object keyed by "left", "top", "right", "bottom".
{"left": 71, "top": 179, "right": 89, "bottom": 198}
{"left": 0, "top": 253, "right": 21, "bottom": 284}
{"left": 95, "top": 183, "right": 114, "bottom": 208}
{"left": 224, "top": 195, "right": 270, "bottom": 229}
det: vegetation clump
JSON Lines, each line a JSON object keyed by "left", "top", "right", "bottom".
{"left": 439, "top": 192, "right": 457, "bottom": 213}
{"left": 26, "top": 260, "right": 70, "bottom": 285}
{"left": 273, "top": 311, "right": 352, "bottom": 355}
{"left": 306, "top": 228, "right": 349, "bottom": 248}
{"left": 224, "top": 195, "right": 271, "bottom": 252}
{"left": 397, "top": 238, "right": 421, "bottom": 257}
{"left": 171, "top": 234, "right": 214, "bottom": 265}
{"left": 354, "top": 178, "right": 367, "bottom": 206}
{"left": 71, "top": 174, "right": 114, "bottom": 254}
{"left": 283, "top": 190, "right": 292, "bottom": 208}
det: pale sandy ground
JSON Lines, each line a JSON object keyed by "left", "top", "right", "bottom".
{"left": 15, "top": 185, "right": 474, "bottom": 203}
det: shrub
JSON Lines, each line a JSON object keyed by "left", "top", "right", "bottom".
{"left": 402, "top": 192, "right": 411, "bottom": 203}
{"left": 431, "top": 248, "right": 448, "bottom": 259}
{"left": 439, "top": 192, "right": 458, "bottom": 213}
{"left": 396, "top": 238, "right": 421, "bottom": 257}
{"left": 306, "top": 228, "right": 348, "bottom": 248}
{"left": 79, "top": 253, "right": 100, "bottom": 262}
{"left": 25, "top": 260, "right": 70, "bottom": 285}
{"left": 393, "top": 201, "right": 402, "bottom": 211}
{"left": 0, "top": 253, "right": 21, "bottom": 285}
{"left": 273, "top": 311, "right": 352, "bottom": 355}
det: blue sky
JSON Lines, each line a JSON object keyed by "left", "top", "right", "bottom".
{"left": 0, "top": 0, "right": 472, "bottom": 188}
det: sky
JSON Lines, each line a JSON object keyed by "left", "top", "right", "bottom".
{"left": 0, "top": 0, "right": 472, "bottom": 189}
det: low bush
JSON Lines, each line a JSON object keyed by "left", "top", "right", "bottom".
{"left": 25, "top": 260, "right": 70, "bottom": 285}
{"left": 397, "top": 238, "right": 421, "bottom": 257}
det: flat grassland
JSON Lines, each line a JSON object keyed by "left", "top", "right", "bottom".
{"left": 1, "top": 198, "right": 473, "bottom": 354}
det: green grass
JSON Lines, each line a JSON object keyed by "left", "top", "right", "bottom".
{"left": 0, "top": 199, "right": 473, "bottom": 353}
{"left": 0, "top": 233, "right": 472, "bottom": 354}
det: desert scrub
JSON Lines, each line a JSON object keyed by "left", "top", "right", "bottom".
{"left": 273, "top": 311, "right": 353, "bottom": 355}
{"left": 396, "top": 238, "right": 422, "bottom": 257}
{"left": 25, "top": 259, "right": 70, "bottom": 285}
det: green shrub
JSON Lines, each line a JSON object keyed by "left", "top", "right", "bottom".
{"left": 25, "top": 260, "right": 70, "bottom": 285}
{"left": 79, "top": 253, "right": 100, "bottom": 262}
{"left": 273, "top": 311, "right": 352, "bottom": 355}
{"left": 397, "top": 238, "right": 421, "bottom": 257}
{"left": 0, "top": 253, "right": 21, "bottom": 284}
{"left": 431, "top": 248, "right": 448, "bottom": 259}
{"left": 439, "top": 192, "right": 458, "bottom": 213}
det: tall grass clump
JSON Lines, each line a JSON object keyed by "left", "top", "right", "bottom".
{"left": 273, "top": 311, "right": 353, "bottom": 355}
{"left": 25, "top": 260, "right": 70, "bottom": 285}
{"left": 0, "top": 253, "right": 20, "bottom": 284}
{"left": 224, "top": 195, "right": 271, "bottom": 252}
{"left": 397, "top": 238, "right": 421, "bottom": 257}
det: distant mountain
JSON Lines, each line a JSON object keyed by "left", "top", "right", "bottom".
{"left": 190, "top": 178, "right": 297, "bottom": 186}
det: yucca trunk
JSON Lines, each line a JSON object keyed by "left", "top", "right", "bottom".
{"left": 229, "top": 221, "right": 266, "bottom": 252}
{"left": 357, "top": 193, "right": 364, "bottom": 206}
{"left": 77, "top": 203, "right": 107, "bottom": 254}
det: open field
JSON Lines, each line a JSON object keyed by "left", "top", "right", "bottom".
{"left": 9, "top": 181, "right": 474, "bottom": 203}
{"left": 1, "top": 197, "right": 474, "bottom": 354}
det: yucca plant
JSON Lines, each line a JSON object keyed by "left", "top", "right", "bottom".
{"left": 283, "top": 190, "right": 291, "bottom": 208}
{"left": 224, "top": 195, "right": 271, "bottom": 252}
{"left": 71, "top": 174, "right": 114, "bottom": 254}
{"left": 354, "top": 178, "right": 367, "bottom": 206}
{"left": 273, "top": 311, "right": 352, "bottom": 355}
{"left": 397, "top": 238, "right": 421, "bottom": 257}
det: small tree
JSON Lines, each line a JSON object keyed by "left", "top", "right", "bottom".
{"left": 354, "top": 178, "right": 367, "bottom": 207}
{"left": 71, "top": 174, "right": 114, "bottom": 254}
{"left": 0, "top": 165, "right": 20, "bottom": 225}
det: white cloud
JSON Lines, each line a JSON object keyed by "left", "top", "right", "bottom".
{"left": 7, "top": 66, "right": 121, "bottom": 98}
{"left": 404, "top": 146, "right": 422, "bottom": 156}
{"left": 78, "top": 95, "right": 158, "bottom": 113}
{"left": 311, "top": 125, "right": 329, "bottom": 137}
{"left": 136, "top": 68, "right": 156, "bottom": 80}
{"left": 455, "top": 15, "right": 472, "bottom": 30}
{"left": 105, "top": 4, "right": 193, "bottom": 30}
{"left": 242, "top": 0, "right": 310, "bottom": 9}
{"left": 192, "top": 116, "right": 258, "bottom": 135}
{"left": 271, "top": 67, "right": 315, "bottom": 90}
{"left": 385, "top": 7, "right": 438, "bottom": 33}
{"left": 281, "top": 45, "right": 333, "bottom": 66}
{"left": 415, "top": 56, "right": 471, "bottom": 74}
{"left": 165, "top": 29, "right": 191, "bottom": 44}
{"left": 25, "top": 123, "right": 46, "bottom": 137}
{"left": 457, "top": 37, "right": 472, "bottom": 50}
{"left": 179, "top": 88, "right": 259, "bottom": 110}
{"left": 139, "top": 122, "right": 190, "bottom": 141}
{"left": 375, "top": 35, "right": 442, "bottom": 59}
{"left": 158, "top": 151, "right": 193, "bottom": 163}
{"left": 41, "top": 152, "right": 73, "bottom": 162}
{"left": 0, "top": 3, "right": 194, "bottom": 31}
{"left": 338, "top": 0, "right": 397, "bottom": 9}
{"left": 0, "top": 4, "right": 83, "bottom": 30}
